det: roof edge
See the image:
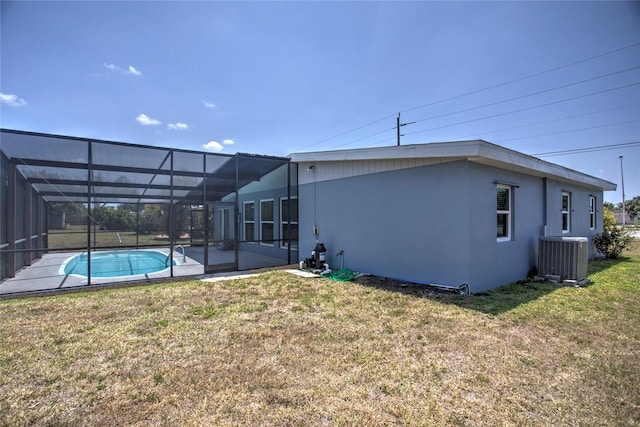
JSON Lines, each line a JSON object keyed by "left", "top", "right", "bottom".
{"left": 289, "top": 140, "right": 617, "bottom": 191}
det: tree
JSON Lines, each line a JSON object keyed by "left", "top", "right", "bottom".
{"left": 136, "top": 204, "right": 165, "bottom": 235}
{"left": 624, "top": 196, "right": 640, "bottom": 220}
{"left": 48, "top": 202, "right": 85, "bottom": 217}
{"left": 118, "top": 203, "right": 139, "bottom": 213}
{"left": 134, "top": 203, "right": 190, "bottom": 241}
{"left": 168, "top": 204, "right": 190, "bottom": 242}
{"left": 92, "top": 206, "right": 135, "bottom": 231}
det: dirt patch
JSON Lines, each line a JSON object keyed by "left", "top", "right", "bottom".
{"left": 352, "top": 274, "right": 459, "bottom": 298}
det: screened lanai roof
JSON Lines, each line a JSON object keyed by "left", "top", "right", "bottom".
{"left": 0, "top": 129, "right": 289, "bottom": 204}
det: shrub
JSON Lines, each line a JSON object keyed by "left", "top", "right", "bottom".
{"left": 603, "top": 206, "right": 616, "bottom": 228}
{"left": 593, "top": 226, "right": 635, "bottom": 259}
{"left": 92, "top": 206, "right": 135, "bottom": 231}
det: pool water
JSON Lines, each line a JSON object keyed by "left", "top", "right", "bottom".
{"left": 60, "top": 250, "right": 177, "bottom": 278}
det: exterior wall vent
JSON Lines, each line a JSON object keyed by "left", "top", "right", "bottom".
{"left": 538, "top": 236, "right": 589, "bottom": 281}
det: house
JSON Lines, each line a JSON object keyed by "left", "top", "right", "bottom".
{"left": 613, "top": 210, "right": 636, "bottom": 226}
{"left": 0, "top": 129, "right": 618, "bottom": 294}
{"left": 290, "top": 140, "right": 617, "bottom": 293}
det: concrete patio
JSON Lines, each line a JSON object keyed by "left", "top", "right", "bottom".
{"left": 0, "top": 246, "right": 295, "bottom": 296}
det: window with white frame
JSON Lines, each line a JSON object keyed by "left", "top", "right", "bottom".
{"left": 260, "top": 199, "right": 274, "bottom": 246}
{"left": 497, "top": 184, "right": 511, "bottom": 241}
{"left": 562, "top": 192, "right": 571, "bottom": 233}
{"left": 589, "top": 195, "right": 596, "bottom": 230}
{"left": 243, "top": 201, "right": 255, "bottom": 243}
{"left": 280, "top": 197, "right": 298, "bottom": 249}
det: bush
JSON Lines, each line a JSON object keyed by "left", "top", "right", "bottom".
{"left": 603, "top": 206, "right": 616, "bottom": 228}
{"left": 92, "top": 206, "right": 135, "bottom": 231}
{"left": 593, "top": 227, "right": 635, "bottom": 259}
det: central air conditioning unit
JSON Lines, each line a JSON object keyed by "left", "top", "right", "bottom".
{"left": 538, "top": 236, "right": 589, "bottom": 281}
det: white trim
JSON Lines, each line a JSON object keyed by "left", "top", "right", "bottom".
{"left": 0, "top": 243, "right": 9, "bottom": 249}
{"left": 243, "top": 201, "right": 255, "bottom": 243}
{"left": 290, "top": 140, "right": 616, "bottom": 191}
{"left": 497, "top": 184, "right": 512, "bottom": 242}
{"left": 562, "top": 192, "right": 571, "bottom": 233}
{"left": 589, "top": 195, "right": 596, "bottom": 230}
{"left": 280, "top": 196, "right": 298, "bottom": 250}
{"left": 15, "top": 238, "right": 27, "bottom": 244}
{"left": 218, "top": 208, "right": 230, "bottom": 241}
{"left": 259, "top": 199, "right": 274, "bottom": 247}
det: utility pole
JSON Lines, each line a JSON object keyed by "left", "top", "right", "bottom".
{"left": 619, "top": 155, "right": 626, "bottom": 226}
{"left": 395, "top": 113, "right": 415, "bottom": 146}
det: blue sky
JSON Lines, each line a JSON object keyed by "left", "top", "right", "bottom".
{"left": 1, "top": 1, "right": 638, "bottom": 203}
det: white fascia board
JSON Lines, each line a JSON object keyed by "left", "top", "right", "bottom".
{"left": 289, "top": 140, "right": 484, "bottom": 162}
{"left": 290, "top": 140, "right": 617, "bottom": 191}
{"left": 473, "top": 142, "right": 617, "bottom": 191}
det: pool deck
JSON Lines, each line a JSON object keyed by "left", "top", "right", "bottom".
{"left": 0, "top": 247, "right": 294, "bottom": 297}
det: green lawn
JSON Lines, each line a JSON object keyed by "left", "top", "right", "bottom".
{"left": 1, "top": 252, "right": 639, "bottom": 426}
{"left": 47, "top": 225, "right": 190, "bottom": 250}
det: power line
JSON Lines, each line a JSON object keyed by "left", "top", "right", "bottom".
{"left": 404, "top": 82, "right": 640, "bottom": 138}
{"left": 410, "top": 65, "right": 640, "bottom": 126}
{"left": 448, "top": 103, "right": 639, "bottom": 141}
{"left": 400, "top": 42, "right": 640, "bottom": 115}
{"left": 292, "top": 113, "right": 397, "bottom": 152}
{"left": 533, "top": 141, "right": 640, "bottom": 157}
{"left": 294, "top": 42, "right": 640, "bottom": 153}
{"left": 495, "top": 119, "right": 639, "bottom": 143}
{"left": 334, "top": 81, "right": 639, "bottom": 150}
{"left": 330, "top": 127, "right": 395, "bottom": 150}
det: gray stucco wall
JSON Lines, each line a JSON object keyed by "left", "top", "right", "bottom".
{"left": 466, "top": 163, "right": 544, "bottom": 290}
{"left": 299, "top": 160, "right": 605, "bottom": 293}
{"left": 544, "top": 179, "right": 604, "bottom": 256}
{"left": 300, "top": 161, "right": 473, "bottom": 289}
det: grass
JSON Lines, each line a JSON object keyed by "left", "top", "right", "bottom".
{"left": 1, "top": 252, "right": 639, "bottom": 426}
{"left": 47, "top": 225, "right": 190, "bottom": 250}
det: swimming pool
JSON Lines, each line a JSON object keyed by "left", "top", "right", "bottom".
{"left": 59, "top": 250, "right": 178, "bottom": 278}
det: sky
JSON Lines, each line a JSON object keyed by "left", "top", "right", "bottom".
{"left": 1, "top": 1, "right": 639, "bottom": 203}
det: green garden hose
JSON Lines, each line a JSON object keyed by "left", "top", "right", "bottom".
{"left": 328, "top": 268, "right": 358, "bottom": 282}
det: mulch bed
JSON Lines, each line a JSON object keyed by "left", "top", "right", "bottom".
{"left": 351, "top": 274, "right": 457, "bottom": 298}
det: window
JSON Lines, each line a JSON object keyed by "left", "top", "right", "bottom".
{"left": 280, "top": 197, "right": 298, "bottom": 249}
{"left": 562, "top": 192, "right": 571, "bottom": 233}
{"left": 497, "top": 184, "right": 511, "bottom": 241}
{"left": 260, "top": 199, "right": 274, "bottom": 246}
{"left": 243, "top": 201, "right": 255, "bottom": 243}
{"left": 589, "top": 196, "right": 596, "bottom": 230}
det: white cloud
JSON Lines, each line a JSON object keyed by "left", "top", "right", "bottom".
{"left": 136, "top": 113, "right": 161, "bottom": 126}
{"left": 203, "top": 100, "right": 215, "bottom": 108}
{"left": 127, "top": 65, "right": 143, "bottom": 76}
{"left": 103, "top": 62, "right": 142, "bottom": 76}
{"left": 167, "top": 122, "right": 189, "bottom": 130}
{"left": 203, "top": 141, "right": 224, "bottom": 152}
{"left": 222, "top": 139, "right": 235, "bottom": 145}
{"left": 103, "top": 63, "right": 121, "bottom": 71}
{"left": 0, "top": 93, "right": 27, "bottom": 107}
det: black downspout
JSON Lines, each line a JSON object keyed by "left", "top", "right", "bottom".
{"left": 169, "top": 150, "right": 174, "bottom": 278}
{"left": 87, "top": 141, "right": 93, "bottom": 285}
{"left": 542, "top": 178, "right": 548, "bottom": 236}
{"left": 234, "top": 155, "right": 239, "bottom": 271}
{"left": 7, "top": 162, "right": 16, "bottom": 278}
{"left": 287, "top": 162, "right": 291, "bottom": 265}
{"left": 203, "top": 154, "right": 208, "bottom": 270}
